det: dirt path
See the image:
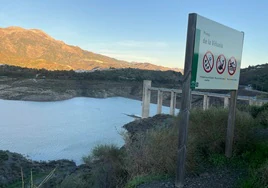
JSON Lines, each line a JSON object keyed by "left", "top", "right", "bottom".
{"left": 138, "top": 167, "right": 246, "bottom": 188}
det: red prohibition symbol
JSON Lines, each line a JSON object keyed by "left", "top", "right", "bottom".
{"left": 228, "top": 57, "right": 237, "bottom": 76}
{"left": 216, "top": 54, "right": 226, "bottom": 74}
{"left": 203, "top": 51, "right": 214, "bottom": 73}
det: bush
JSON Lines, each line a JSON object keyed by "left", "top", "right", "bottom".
{"left": 240, "top": 141, "right": 268, "bottom": 188}
{"left": 124, "top": 108, "right": 256, "bottom": 179}
{"left": 256, "top": 160, "right": 268, "bottom": 187}
{"left": 241, "top": 141, "right": 268, "bottom": 169}
{"left": 186, "top": 108, "right": 256, "bottom": 168}
{"left": 249, "top": 103, "right": 268, "bottom": 118}
{"left": 256, "top": 110, "right": 268, "bottom": 128}
{"left": 60, "top": 171, "right": 93, "bottom": 188}
{"left": 0, "top": 151, "right": 8, "bottom": 164}
{"left": 83, "top": 144, "right": 127, "bottom": 188}
{"left": 124, "top": 125, "right": 178, "bottom": 178}
{"left": 237, "top": 103, "right": 268, "bottom": 128}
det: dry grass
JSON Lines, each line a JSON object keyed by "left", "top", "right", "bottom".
{"left": 124, "top": 126, "right": 178, "bottom": 178}
{"left": 83, "top": 144, "right": 127, "bottom": 188}
{"left": 124, "top": 107, "right": 256, "bottom": 179}
{"left": 20, "top": 167, "right": 56, "bottom": 188}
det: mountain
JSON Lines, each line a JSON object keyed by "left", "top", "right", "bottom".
{"left": 0, "top": 26, "right": 182, "bottom": 72}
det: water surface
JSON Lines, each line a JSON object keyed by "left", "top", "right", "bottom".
{"left": 0, "top": 97, "right": 177, "bottom": 164}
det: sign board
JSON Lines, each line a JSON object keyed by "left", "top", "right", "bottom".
{"left": 191, "top": 14, "right": 244, "bottom": 90}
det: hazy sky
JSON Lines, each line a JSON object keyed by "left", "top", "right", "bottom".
{"left": 0, "top": 0, "right": 267, "bottom": 68}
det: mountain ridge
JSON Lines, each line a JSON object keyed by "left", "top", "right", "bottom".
{"left": 0, "top": 26, "right": 183, "bottom": 72}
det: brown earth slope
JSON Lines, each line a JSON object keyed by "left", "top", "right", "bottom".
{"left": 0, "top": 26, "right": 182, "bottom": 72}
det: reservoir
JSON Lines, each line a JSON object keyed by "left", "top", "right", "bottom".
{"left": 0, "top": 97, "right": 177, "bottom": 164}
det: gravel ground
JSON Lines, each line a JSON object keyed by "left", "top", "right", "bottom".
{"left": 138, "top": 167, "right": 246, "bottom": 188}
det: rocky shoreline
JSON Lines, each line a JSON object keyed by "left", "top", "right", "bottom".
{"left": 0, "top": 77, "right": 142, "bottom": 101}
{"left": 0, "top": 77, "right": 184, "bottom": 109}
{"left": 0, "top": 77, "right": 259, "bottom": 109}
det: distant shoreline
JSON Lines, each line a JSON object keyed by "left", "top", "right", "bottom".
{"left": 0, "top": 77, "right": 180, "bottom": 108}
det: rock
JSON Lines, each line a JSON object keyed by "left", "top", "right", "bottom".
{"left": 123, "top": 114, "right": 175, "bottom": 135}
{"left": 0, "top": 150, "right": 77, "bottom": 187}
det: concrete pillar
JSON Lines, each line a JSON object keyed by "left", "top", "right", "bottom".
{"left": 157, "top": 90, "right": 163, "bottom": 114}
{"left": 170, "top": 91, "right": 176, "bottom": 115}
{"left": 224, "top": 97, "right": 229, "bottom": 109}
{"left": 203, "top": 95, "right": 210, "bottom": 110}
{"left": 174, "top": 92, "right": 177, "bottom": 114}
{"left": 207, "top": 96, "right": 210, "bottom": 109}
{"left": 249, "top": 99, "right": 254, "bottom": 106}
{"left": 142, "top": 80, "right": 151, "bottom": 118}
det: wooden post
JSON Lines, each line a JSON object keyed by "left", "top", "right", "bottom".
{"left": 224, "top": 97, "right": 229, "bottom": 109}
{"left": 142, "top": 80, "right": 151, "bottom": 118}
{"left": 157, "top": 90, "right": 163, "bottom": 114}
{"left": 175, "top": 13, "right": 196, "bottom": 188}
{"left": 225, "top": 90, "right": 238, "bottom": 157}
{"left": 170, "top": 91, "right": 175, "bottom": 115}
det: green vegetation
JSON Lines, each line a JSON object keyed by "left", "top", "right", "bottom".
{"left": 0, "top": 65, "right": 182, "bottom": 85}
{"left": 125, "top": 174, "right": 171, "bottom": 188}
{"left": 61, "top": 145, "right": 127, "bottom": 188}
{"left": 83, "top": 144, "right": 127, "bottom": 188}
{"left": 0, "top": 150, "right": 8, "bottom": 165}
{"left": 240, "top": 141, "right": 268, "bottom": 188}
{"left": 124, "top": 124, "right": 178, "bottom": 177}
{"left": 240, "top": 63, "right": 268, "bottom": 91}
{"left": 3, "top": 62, "right": 268, "bottom": 91}
{"left": 7, "top": 169, "right": 56, "bottom": 188}
{"left": 79, "top": 105, "right": 267, "bottom": 188}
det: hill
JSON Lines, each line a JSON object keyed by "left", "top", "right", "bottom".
{"left": 0, "top": 64, "right": 182, "bottom": 102}
{"left": 239, "top": 63, "right": 268, "bottom": 91}
{"left": 0, "top": 26, "right": 182, "bottom": 72}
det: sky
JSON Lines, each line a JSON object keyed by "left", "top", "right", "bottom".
{"left": 0, "top": 0, "right": 267, "bottom": 69}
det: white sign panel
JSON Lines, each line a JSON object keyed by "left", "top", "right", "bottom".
{"left": 191, "top": 14, "right": 244, "bottom": 90}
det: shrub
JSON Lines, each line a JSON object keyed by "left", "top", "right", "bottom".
{"left": 83, "top": 144, "right": 127, "bottom": 188}
{"left": 124, "top": 108, "right": 256, "bottom": 179}
{"left": 188, "top": 108, "right": 255, "bottom": 157}
{"left": 59, "top": 171, "right": 93, "bottom": 188}
{"left": 256, "top": 160, "right": 268, "bottom": 187}
{"left": 249, "top": 103, "right": 268, "bottom": 118}
{"left": 241, "top": 141, "right": 268, "bottom": 169}
{"left": 256, "top": 110, "right": 268, "bottom": 128}
{"left": 240, "top": 141, "right": 268, "bottom": 188}
{"left": 124, "top": 122, "right": 178, "bottom": 179}
{"left": 0, "top": 151, "right": 8, "bottom": 164}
